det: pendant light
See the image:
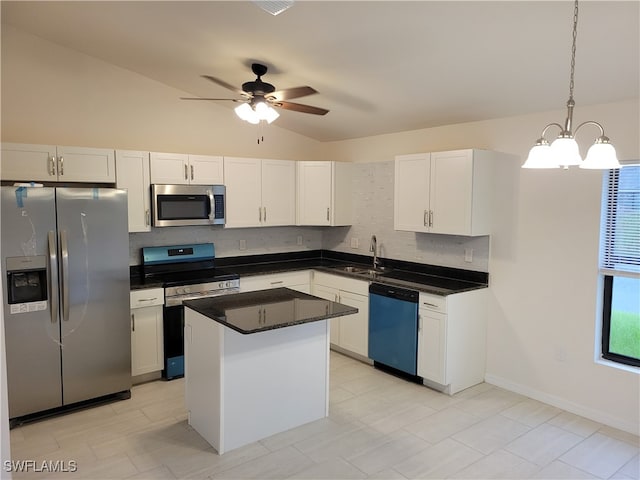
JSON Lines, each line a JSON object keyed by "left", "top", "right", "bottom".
{"left": 522, "top": 0, "right": 620, "bottom": 170}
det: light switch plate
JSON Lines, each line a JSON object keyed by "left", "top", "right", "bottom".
{"left": 350, "top": 237, "right": 359, "bottom": 248}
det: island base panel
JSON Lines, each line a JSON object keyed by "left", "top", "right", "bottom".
{"left": 185, "top": 308, "right": 330, "bottom": 454}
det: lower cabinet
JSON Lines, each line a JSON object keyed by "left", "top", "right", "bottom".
{"left": 417, "top": 289, "right": 487, "bottom": 395}
{"left": 313, "top": 272, "right": 368, "bottom": 358}
{"left": 130, "top": 288, "right": 164, "bottom": 378}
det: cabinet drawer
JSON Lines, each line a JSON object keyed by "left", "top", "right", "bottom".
{"left": 313, "top": 272, "right": 369, "bottom": 295}
{"left": 419, "top": 292, "right": 446, "bottom": 313}
{"left": 240, "top": 270, "right": 312, "bottom": 293}
{"left": 130, "top": 288, "right": 164, "bottom": 308}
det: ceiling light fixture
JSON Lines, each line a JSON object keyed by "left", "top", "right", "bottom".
{"left": 252, "top": 0, "right": 294, "bottom": 16}
{"left": 234, "top": 99, "right": 280, "bottom": 125}
{"left": 522, "top": 0, "right": 620, "bottom": 170}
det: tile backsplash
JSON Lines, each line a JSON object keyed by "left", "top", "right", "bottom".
{"left": 322, "top": 161, "right": 490, "bottom": 272}
{"left": 129, "top": 160, "right": 489, "bottom": 272}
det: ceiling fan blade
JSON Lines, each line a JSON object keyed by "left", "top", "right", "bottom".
{"left": 201, "top": 75, "right": 246, "bottom": 95}
{"left": 276, "top": 101, "right": 329, "bottom": 115}
{"left": 180, "top": 97, "right": 242, "bottom": 101}
{"left": 268, "top": 86, "right": 317, "bottom": 101}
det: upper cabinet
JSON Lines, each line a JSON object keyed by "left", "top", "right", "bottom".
{"left": 115, "top": 150, "right": 151, "bottom": 232}
{"left": 224, "top": 157, "right": 296, "bottom": 228}
{"left": 1, "top": 143, "right": 115, "bottom": 183}
{"left": 149, "top": 152, "right": 223, "bottom": 185}
{"left": 394, "top": 149, "right": 497, "bottom": 236}
{"left": 297, "top": 161, "right": 352, "bottom": 226}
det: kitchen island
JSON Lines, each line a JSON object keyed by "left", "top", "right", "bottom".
{"left": 183, "top": 288, "right": 357, "bottom": 455}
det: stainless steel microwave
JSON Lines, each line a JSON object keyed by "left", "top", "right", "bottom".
{"left": 151, "top": 184, "right": 225, "bottom": 227}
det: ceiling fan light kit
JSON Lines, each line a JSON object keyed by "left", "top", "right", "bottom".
{"left": 522, "top": 0, "right": 620, "bottom": 170}
{"left": 235, "top": 101, "right": 280, "bottom": 124}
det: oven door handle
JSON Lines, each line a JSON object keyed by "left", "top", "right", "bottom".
{"left": 165, "top": 289, "right": 240, "bottom": 307}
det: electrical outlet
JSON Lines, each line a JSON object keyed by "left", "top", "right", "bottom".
{"left": 239, "top": 239, "right": 247, "bottom": 251}
{"left": 464, "top": 248, "right": 473, "bottom": 263}
{"left": 296, "top": 235, "right": 303, "bottom": 246}
{"left": 350, "top": 237, "right": 359, "bottom": 249}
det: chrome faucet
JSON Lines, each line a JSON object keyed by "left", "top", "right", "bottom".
{"left": 370, "top": 235, "right": 380, "bottom": 270}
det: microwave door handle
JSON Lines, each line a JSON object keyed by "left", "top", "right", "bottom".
{"left": 48, "top": 231, "right": 59, "bottom": 324}
{"left": 207, "top": 189, "right": 215, "bottom": 222}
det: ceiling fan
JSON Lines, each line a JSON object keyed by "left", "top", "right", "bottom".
{"left": 181, "top": 63, "right": 329, "bottom": 123}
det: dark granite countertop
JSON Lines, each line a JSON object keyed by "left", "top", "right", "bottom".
{"left": 130, "top": 250, "right": 489, "bottom": 295}
{"left": 184, "top": 287, "right": 358, "bottom": 334}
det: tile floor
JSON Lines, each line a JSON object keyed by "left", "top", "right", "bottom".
{"left": 8, "top": 352, "right": 640, "bottom": 479}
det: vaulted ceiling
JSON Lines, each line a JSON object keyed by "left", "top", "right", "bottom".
{"left": 2, "top": 1, "right": 638, "bottom": 142}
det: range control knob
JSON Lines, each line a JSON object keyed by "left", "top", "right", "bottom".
{"left": 176, "top": 287, "right": 184, "bottom": 295}
{"left": 184, "top": 287, "right": 191, "bottom": 294}
{"left": 218, "top": 282, "right": 225, "bottom": 289}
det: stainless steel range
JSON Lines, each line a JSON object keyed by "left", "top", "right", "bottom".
{"left": 141, "top": 243, "right": 239, "bottom": 379}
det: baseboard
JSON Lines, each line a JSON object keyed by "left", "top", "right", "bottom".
{"left": 484, "top": 373, "right": 639, "bottom": 436}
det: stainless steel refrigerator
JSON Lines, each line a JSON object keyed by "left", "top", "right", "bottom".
{"left": 1, "top": 186, "right": 131, "bottom": 420}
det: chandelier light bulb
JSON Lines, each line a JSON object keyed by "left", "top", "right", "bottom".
{"left": 522, "top": 140, "right": 559, "bottom": 169}
{"left": 550, "top": 136, "right": 582, "bottom": 168}
{"left": 580, "top": 140, "right": 620, "bottom": 169}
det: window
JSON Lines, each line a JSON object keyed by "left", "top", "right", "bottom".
{"left": 599, "top": 164, "right": 640, "bottom": 367}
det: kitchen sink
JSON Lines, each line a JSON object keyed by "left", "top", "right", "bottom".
{"left": 332, "top": 265, "right": 393, "bottom": 276}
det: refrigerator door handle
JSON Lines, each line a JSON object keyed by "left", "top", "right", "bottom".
{"left": 60, "top": 230, "right": 70, "bottom": 322}
{"left": 48, "top": 230, "right": 59, "bottom": 324}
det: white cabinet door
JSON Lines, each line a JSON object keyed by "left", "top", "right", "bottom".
{"left": 130, "top": 288, "right": 164, "bottom": 377}
{"left": 188, "top": 154, "right": 224, "bottom": 185}
{"left": 337, "top": 290, "right": 368, "bottom": 358}
{"left": 131, "top": 305, "right": 164, "bottom": 376}
{"left": 297, "top": 161, "right": 332, "bottom": 225}
{"left": 297, "top": 161, "right": 352, "bottom": 226}
{"left": 57, "top": 146, "right": 116, "bottom": 183}
{"left": 313, "top": 284, "right": 340, "bottom": 345}
{"left": 429, "top": 150, "right": 474, "bottom": 235}
{"left": 262, "top": 159, "right": 296, "bottom": 226}
{"left": 417, "top": 308, "right": 447, "bottom": 385}
{"left": 224, "top": 157, "right": 262, "bottom": 228}
{"left": 1, "top": 143, "right": 57, "bottom": 182}
{"left": 394, "top": 153, "right": 430, "bottom": 232}
{"left": 150, "top": 152, "right": 190, "bottom": 184}
{"left": 395, "top": 149, "right": 498, "bottom": 236}
{"left": 116, "top": 150, "right": 151, "bottom": 232}
{"left": 1, "top": 143, "right": 115, "bottom": 183}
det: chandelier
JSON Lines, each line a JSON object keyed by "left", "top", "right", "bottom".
{"left": 522, "top": 0, "right": 620, "bottom": 170}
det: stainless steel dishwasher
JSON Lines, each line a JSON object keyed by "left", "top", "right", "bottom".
{"left": 368, "top": 282, "right": 419, "bottom": 376}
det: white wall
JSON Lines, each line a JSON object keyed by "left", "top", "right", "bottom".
{"left": 2, "top": 24, "right": 639, "bottom": 436}
{"left": 0, "top": 25, "right": 330, "bottom": 160}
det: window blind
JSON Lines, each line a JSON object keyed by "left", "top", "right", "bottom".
{"left": 600, "top": 165, "right": 640, "bottom": 275}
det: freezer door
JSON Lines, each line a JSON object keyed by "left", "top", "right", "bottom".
{"left": 55, "top": 188, "right": 131, "bottom": 405}
{"left": 1, "top": 187, "right": 63, "bottom": 418}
